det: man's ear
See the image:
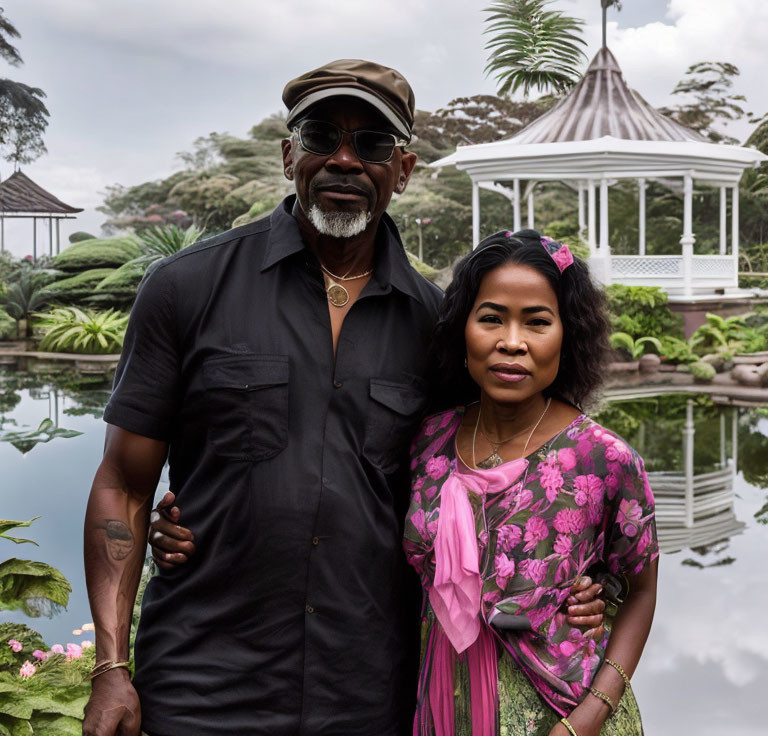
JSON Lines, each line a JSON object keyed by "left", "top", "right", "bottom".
{"left": 281, "top": 138, "right": 294, "bottom": 180}
{"left": 395, "top": 150, "right": 417, "bottom": 195}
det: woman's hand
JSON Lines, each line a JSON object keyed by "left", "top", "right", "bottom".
{"left": 547, "top": 698, "right": 609, "bottom": 736}
{"left": 565, "top": 576, "right": 605, "bottom": 633}
{"left": 148, "top": 491, "right": 195, "bottom": 569}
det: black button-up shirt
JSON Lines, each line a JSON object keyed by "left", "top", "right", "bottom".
{"left": 103, "top": 197, "right": 442, "bottom": 736}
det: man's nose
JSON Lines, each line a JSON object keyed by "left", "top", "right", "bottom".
{"left": 325, "top": 135, "right": 364, "bottom": 174}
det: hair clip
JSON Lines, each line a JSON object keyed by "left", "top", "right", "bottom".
{"left": 540, "top": 235, "right": 574, "bottom": 273}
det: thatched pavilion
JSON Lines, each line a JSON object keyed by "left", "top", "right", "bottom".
{"left": 0, "top": 170, "right": 83, "bottom": 259}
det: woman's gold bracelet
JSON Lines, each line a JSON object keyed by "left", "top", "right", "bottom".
{"left": 560, "top": 716, "right": 578, "bottom": 736}
{"left": 605, "top": 657, "right": 631, "bottom": 688}
{"left": 589, "top": 686, "right": 616, "bottom": 714}
{"left": 87, "top": 660, "right": 131, "bottom": 681}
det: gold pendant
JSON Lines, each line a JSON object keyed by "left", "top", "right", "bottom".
{"left": 326, "top": 282, "right": 349, "bottom": 307}
{"left": 476, "top": 452, "right": 504, "bottom": 469}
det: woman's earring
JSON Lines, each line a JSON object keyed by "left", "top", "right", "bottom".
{"left": 464, "top": 358, "right": 468, "bottom": 369}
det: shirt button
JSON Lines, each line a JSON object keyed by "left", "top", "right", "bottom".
{"left": 333, "top": 379, "right": 343, "bottom": 388}
{"left": 312, "top": 536, "right": 320, "bottom": 546}
{"left": 305, "top": 604, "right": 315, "bottom": 614}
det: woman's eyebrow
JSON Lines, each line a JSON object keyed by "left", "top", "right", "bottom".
{"left": 521, "top": 305, "right": 556, "bottom": 316}
{"left": 475, "top": 301, "right": 556, "bottom": 316}
{"left": 475, "top": 301, "right": 506, "bottom": 313}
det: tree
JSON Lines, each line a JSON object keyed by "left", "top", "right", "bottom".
{"left": 660, "top": 62, "right": 747, "bottom": 144}
{"left": 484, "top": 0, "right": 588, "bottom": 97}
{"left": 0, "top": 9, "right": 49, "bottom": 168}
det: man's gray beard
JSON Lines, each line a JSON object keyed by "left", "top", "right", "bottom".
{"left": 308, "top": 205, "right": 372, "bottom": 239}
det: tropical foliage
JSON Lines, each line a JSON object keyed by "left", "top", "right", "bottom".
{"left": 609, "top": 332, "right": 662, "bottom": 360}
{"left": 483, "top": 0, "right": 587, "bottom": 97}
{"left": 34, "top": 307, "right": 128, "bottom": 354}
{"left": 604, "top": 285, "right": 683, "bottom": 340}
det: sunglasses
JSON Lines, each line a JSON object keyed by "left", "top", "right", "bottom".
{"left": 292, "top": 120, "right": 409, "bottom": 164}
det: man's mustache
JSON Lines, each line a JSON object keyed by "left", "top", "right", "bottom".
{"left": 310, "top": 176, "right": 374, "bottom": 201}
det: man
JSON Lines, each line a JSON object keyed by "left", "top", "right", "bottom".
{"left": 83, "top": 59, "right": 603, "bottom": 736}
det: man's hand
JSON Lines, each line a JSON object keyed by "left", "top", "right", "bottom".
{"left": 149, "top": 491, "right": 195, "bottom": 570}
{"left": 82, "top": 669, "right": 141, "bottom": 736}
{"left": 565, "top": 576, "right": 605, "bottom": 633}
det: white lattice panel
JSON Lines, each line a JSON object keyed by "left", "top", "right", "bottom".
{"left": 692, "top": 256, "right": 735, "bottom": 277}
{"left": 611, "top": 256, "right": 683, "bottom": 277}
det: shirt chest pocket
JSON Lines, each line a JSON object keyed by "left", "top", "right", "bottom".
{"left": 363, "top": 378, "right": 428, "bottom": 475}
{"left": 202, "top": 355, "right": 290, "bottom": 461}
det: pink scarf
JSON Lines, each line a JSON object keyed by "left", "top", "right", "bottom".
{"left": 426, "top": 459, "right": 528, "bottom": 736}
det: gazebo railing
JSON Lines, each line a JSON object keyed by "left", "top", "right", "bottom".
{"left": 606, "top": 254, "right": 738, "bottom": 292}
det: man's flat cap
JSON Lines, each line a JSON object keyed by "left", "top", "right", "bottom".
{"left": 283, "top": 59, "right": 415, "bottom": 139}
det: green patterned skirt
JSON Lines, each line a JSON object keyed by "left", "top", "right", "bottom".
{"left": 494, "top": 654, "right": 644, "bottom": 736}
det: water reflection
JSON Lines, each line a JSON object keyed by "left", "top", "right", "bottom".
{"left": 1, "top": 373, "right": 767, "bottom": 733}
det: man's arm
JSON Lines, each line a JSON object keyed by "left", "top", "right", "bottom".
{"left": 82, "top": 425, "right": 169, "bottom": 736}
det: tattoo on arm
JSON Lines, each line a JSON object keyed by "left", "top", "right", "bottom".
{"left": 100, "top": 519, "right": 135, "bottom": 561}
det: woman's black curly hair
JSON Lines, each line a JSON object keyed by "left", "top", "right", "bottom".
{"left": 427, "top": 229, "right": 611, "bottom": 412}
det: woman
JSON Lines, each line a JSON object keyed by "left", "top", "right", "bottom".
{"left": 405, "top": 230, "right": 658, "bottom": 736}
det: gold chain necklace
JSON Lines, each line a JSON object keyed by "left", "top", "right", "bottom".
{"left": 472, "top": 397, "right": 552, "bottom": 469}
{"left": 319, "top": 263, "right": 373, "bottom": 308}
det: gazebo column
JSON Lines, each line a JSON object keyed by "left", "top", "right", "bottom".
{"left": 599, "top": 178, "right": 609, "bottom": 253}
{"left": 578, "top": 182, "right": 586, "bottom": 242}
{"left": 681, "top": 174, "right": 695, "bottom": 297}
{"left": 588, "top": 180, "right": 597, "bottom": 255}
{"left": 472, "top": 181, "right": 480, "bottom": 249}
{"left": 684, "top": 399, "right": 695, "bottom": 528}
{"left": 513, "top": 179, "right": 521, "bottom": 232}
{"left": 732, "top": 184, "right": 740, "bottom": 286}
{"left": 56, "top": 219, "right": 61, "bottom": 255}
{"left": 32, "top": 217, "right": 37, "bottom": 261}
{"left": 638, "top": 178, "right": 646, "bottom": 256}
{"left": 719, "top": 186, "right": 727, "bottom": 255}
{"left": 527, "top": 187, "right": 534, "bottom": 229}
{"left": 720, "top": 412, "right": 726, "bottom": 467}
{"left": 732, "top": 408, "right": 738, "bottom": 475}
{"left": 48, "top": 217, "right": 53, "bottom": 257}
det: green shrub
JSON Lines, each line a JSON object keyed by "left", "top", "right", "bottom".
{"left": 690, "top": 361, "right": 716, "bottom": 382}
{"left": 604, "top": 285, "right": 684, "bottom": 340}
{"left": 659, "top": 335, "right": 698, "bottom": 364}
{"left": 52, "top": 237, "right": 141, "bottom": 272}
{"left": 68, "top": 231, "right": 96, "bottom": 243}
{"left": 34, "top": 307, "right": 128, "bottom": 354}
{"left": 610, "top": 332, "right": 663, "bottom": 359}
{"left": 45, "top": 268, "right": 116, "bottom": 305}
{"left": 0, "top": 308, "right": 15, "bottom": 340}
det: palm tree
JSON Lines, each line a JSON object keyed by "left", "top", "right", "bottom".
{"left": 601, "top": 1, "right": 623, "bottom": 48}
{"left": 484, "top": 0, "right": 588, "bottom": 97}
{"left": 0, "top": 9, "right": 49, "bottom": 168}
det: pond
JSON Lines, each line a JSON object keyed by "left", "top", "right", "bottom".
{"left": 1, "top": 367, "right": 766, "bottom": 735}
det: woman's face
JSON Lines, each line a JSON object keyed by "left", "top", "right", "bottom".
{"left": 464, "top": 262, "right": 563, "bottom": 406}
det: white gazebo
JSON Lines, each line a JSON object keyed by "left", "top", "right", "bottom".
{"left": 432, "top": 47, "right": 767, "bottom": 299}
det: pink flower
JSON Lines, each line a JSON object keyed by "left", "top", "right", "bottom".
{"left": 574, "top": 491, "right": 587, "bottom": 506}
{"left": 523, "top": 515, "right": 549, "bottom": 552}
{"left": 638, "top": 527, "right": 652, "bottom": 555}
{"left": 514, "top": 488, "right": 534, "bottom": 512}
{"left": 553, "top": 508, "right": 587, "bottom": 535}
{"left": 617, "top": 498, "right": 643, "bottom": 537}
{"left": 19, "top": 661, "right": 36, "bottom": 678}
{"left": 413, "top": 476, "right": 425, "bottom": 491}
{"left": 553, "top": 533, "right": 573, "bottom": 556}
{"left": 81, "top": 640, "right": 94, "bottom": 649}
{"left": 576, "top": 438, "right": 593, "bottom": 458}
{"left": 574, "top": 474, "right": 604, "bottom": 502}
{"left": 539, "top": 463, "right": 564, "bottom": 502}
{"left": 497, "top": 524, "right": 522, "bottom": 552}
{"left": 65, "top": 643, "right": 82, "bottom": 660}
{"left": 32, "top": 650, "right": 49, "bottom": 661}
{"left": 519, "top": 558, "right": 548, "bottom": 585}
{"left": 558, "top": 447, "right": 577, "bottom": 472}
{"left": 604, "top": 436, "right": 633, "bottom": 465}
{"left": 409, "top": 509, "right": 428, "bottom": 539}
{"left": 50, "top": 644, "right": 64, "bottom": 654}
{"left": 495, "top": 553, "right": 516, "bottom": 587}
{"left": 8, "top": 639, "right": 22, "bottom": 653}
{"left": 425, "top": 455, "right": 451, "bottom": 480}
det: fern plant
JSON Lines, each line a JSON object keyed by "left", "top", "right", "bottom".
{"left": 33, "top": 307, "right": 128, "bottom": 354}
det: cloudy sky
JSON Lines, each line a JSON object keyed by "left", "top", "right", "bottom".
{"left": 2, "top": 0, "right": 767, "bottom": 255}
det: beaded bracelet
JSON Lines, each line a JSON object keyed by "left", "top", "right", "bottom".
{"left": 605, "top": 657, "right": 631, "bottom": 688}
{"left": 560, "top": 716, "right": 578, "bottom": 736}
{"left": 589, "top": 686, "right": 616, "bottom": 714}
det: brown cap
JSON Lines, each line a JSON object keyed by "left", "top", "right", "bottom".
{"left": 283, "top": 59, "right": 415, "bottom": 139}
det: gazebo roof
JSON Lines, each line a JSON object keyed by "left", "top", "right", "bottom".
{"left": 432, "top": 47, "right": 767, "bottom": 182}
{"left": 0, "top": 170, "right": 83, "bottom": 214}
{"left": 510, "top": 47, "right": 707, "bottom": 145}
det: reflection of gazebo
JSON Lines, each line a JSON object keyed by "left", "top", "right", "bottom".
{"left": 0, "top": 171, "right": 83, "bottom": 258}
{"left": 645, "top": 399, "right": 744, "bottom": 553}
{"left": 432, "top": 47, "right": 767, "bottom": 299}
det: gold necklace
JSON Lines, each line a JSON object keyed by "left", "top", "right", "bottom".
{"left": 319, "top": 263, "right": 373, "bottom": 308}
{"left": 472, "top": 397, "right": 552, "bottom": 470}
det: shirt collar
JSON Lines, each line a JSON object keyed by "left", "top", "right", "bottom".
{"left": 261, "top": 195, "right": 428, "bottom": 306}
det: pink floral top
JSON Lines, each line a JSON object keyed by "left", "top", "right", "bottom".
{"left": 403, "top": 407, "right": 659, "bottom": 716}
